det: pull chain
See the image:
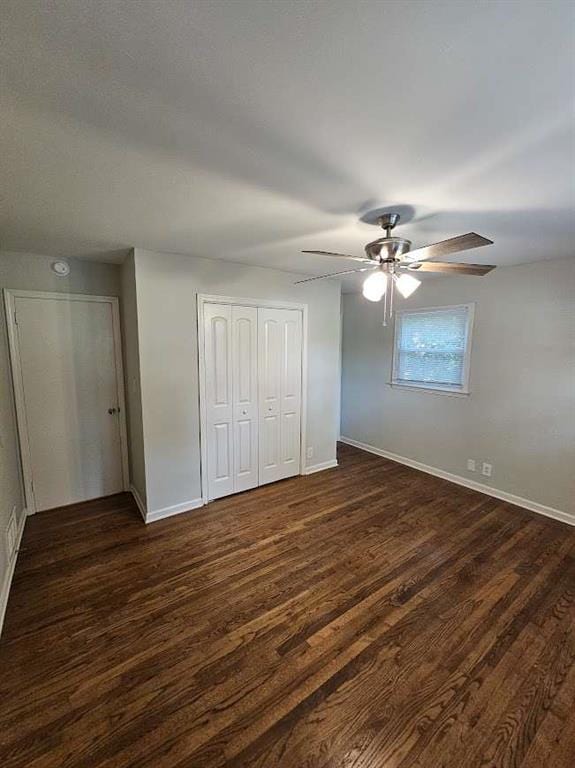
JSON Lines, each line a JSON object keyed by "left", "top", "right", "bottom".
{"left": 381, "top": 270, "right": 394, "bottom": 327}
{"left": 382, "top": 278, "right": 388, "bottom": 326}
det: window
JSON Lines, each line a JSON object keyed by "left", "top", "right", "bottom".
{"left": 391, "top": 304, "right": 474, "bottom": 394}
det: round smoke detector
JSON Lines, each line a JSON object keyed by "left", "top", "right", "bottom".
{"left": 51, "top": 260, "right": 70, "bottom": 277}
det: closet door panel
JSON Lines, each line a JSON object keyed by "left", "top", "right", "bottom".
{"left": 214, "top": 423, "right": 232, "bottom": 479}
{"left": 258, "top": 308, "right": 302, "bottom": 485}
{"left": 279, "top": 311, "right": 302, "bottom": 478}
{"left": 232, "top": 306, "right": 258, "bottom": 492}
{"left": 258, "top": 311, "right": 282, "bottom": 485}
{"left": 204, "top": 304, "right": 234, "bottom": 500}
{"left": 281, "top": 411, "right": 298, "bottom": 465}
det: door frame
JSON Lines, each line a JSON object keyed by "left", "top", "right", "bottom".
{"left": 197, "top": 294, "right": 308, "bottom": 505}
{"left": 3, "top": 289, "right": 130, "bottom": 514}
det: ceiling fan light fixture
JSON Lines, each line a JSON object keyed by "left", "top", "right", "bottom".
{"left": 362, "top": 270, "right": 387, "bottom": 302}
{"left": 394, "top": 273, "right": 421, "bottom": 299}
{"left": 298, "top": 211, "right": 494, "bottom": 325}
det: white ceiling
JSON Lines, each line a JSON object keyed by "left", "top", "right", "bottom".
{"left": 1, "top": 0, "right": 574, "bottom": 290}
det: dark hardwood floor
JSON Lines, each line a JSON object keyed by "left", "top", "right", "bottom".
{"left": 1, "top": 443, "right": 574, "bottom": 768}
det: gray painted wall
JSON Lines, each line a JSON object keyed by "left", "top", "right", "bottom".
{"left": 0, "top": 251, "right": 121, "bottom": 604}
{"left": 341, "top": 257, "right": 575, "bottom": 518}
{"left": 120, "top": 252, "right": 146, "bottom": 506}
{"left": 134, "top": 248, "right": 341, "bottom": 515}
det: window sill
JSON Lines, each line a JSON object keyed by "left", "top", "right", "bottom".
{"left": 388, "top": 382, "right": 470, "bottom": 397}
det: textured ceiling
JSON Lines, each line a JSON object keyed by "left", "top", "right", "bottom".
{"left": 1, "top": 0, "right": 574, "bottom": 290}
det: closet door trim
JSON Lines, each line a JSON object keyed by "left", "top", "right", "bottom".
{"left": 197, "top": 294, "right": 308, "bottom": 505}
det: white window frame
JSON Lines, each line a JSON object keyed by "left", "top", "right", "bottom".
{"left": 390, "top": 303, "right": 475, "bottom": 396}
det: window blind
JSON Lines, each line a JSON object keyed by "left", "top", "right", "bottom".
{"left": 393, "top": 306, "right": 470, "bottom": 389}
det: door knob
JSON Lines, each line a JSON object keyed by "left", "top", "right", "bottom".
{"left": 108, "top": 407, "right": 117, "bottom": 414}
{"left": 242, "top": 410, "right": 247, "bottom": 415}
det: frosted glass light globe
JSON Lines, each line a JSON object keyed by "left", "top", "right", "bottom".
{"left": 395, "top": 273, "right": 421, "bottom": 298}
{"left": 362, "top": 271, "right": 388, "bottom": 302}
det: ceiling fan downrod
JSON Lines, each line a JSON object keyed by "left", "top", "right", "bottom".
{"left": 378, "top": 212, "right": 400, "bottom": 240}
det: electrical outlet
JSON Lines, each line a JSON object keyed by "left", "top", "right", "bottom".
{"left": 306, "top": 447, "right": 313, "bottom": 460}
{"left": 482, "top": 462, "right": 493, "bottom": 478}
{"left": 467, "top": 459, "right": 476, "bottom": 472}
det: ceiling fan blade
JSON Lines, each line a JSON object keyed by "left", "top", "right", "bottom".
{"left": 407, "top": 261, "right": 496, "bottom": 276}
{"left": 302, "top": 249, "right": 375, "bottom": 264}
{"left": 294, "top": 266, "right": 378, "bottom": 284}
{"left": 406, "top": 233, "right": 493, "bottom": 262}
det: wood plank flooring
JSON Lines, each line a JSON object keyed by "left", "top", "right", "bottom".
{"left": 1, "top": 442, "right": 574, "bottom": 768}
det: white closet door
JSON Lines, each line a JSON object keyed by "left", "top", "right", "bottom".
{"left": 204, "top": 304, "right": 234, "bottom": 500}
{"left": 232, "top": 306, "right": 258, "bottom": 493}
{"left": 279, "top": 310, "right": 302, "bottom": 478}
{"left": 258, "top": 310, "right": 282, "bottom": 485}
{"left": 258, "top": 308, "right": 302, "bottom": 485}
{"left": 13, "top": 296, "right": 124, "bottom": 511}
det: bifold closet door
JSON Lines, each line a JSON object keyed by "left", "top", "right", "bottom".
{"left": 204, "top": 303, "right": 259, "bottom": 500}
{"left": 204, "top": 304, "right": 234, "bottom": 500}
{"left": 258, "top": 308, "right": 302, "bottom": 485}
{"left": 231, "top": 305, "right": 258, "bottom": 493}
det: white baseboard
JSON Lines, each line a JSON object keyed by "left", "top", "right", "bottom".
{"left": 339, "top": 436, "right": 574, "bottom": 528}
{"left": 0, "top": 508, "right": 26, "bottom": 637}
{"left": 131, "top": 485, "right": 204, "bottom": 524}
{"left": 303, "top": 459, "right": 339, "bottom": 475}
{"left": 145, "top": 497, "right": 204, "bottom": 524}
{"left": 130, "top": 485, "right": 147, "bottom": 523}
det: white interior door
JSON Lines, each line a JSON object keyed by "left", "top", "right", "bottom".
{"left": 258, "top": 308, "right": 302, "bottom": 485}
{"left": 232, "top": 306, "right": 258, "bottom": 493}
{"left": 12, "top": 295, "right": 125, "bottom": 511}
{"left": 204, "top": 303, "right": 234, "bottom": 500}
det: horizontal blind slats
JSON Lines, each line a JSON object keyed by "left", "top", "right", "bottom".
{"left": 394, "top": 307, "right": 469, "bottom": 387}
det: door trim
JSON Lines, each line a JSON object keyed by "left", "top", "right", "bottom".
{"left": 3, "top": 289, "right": 130, "bottom": 514}
{"left": 197, "top": 294, "right": 308, "bottom": 505}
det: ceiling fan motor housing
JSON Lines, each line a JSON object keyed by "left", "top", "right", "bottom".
{"left": 365, "top": 237, "right": 412, "bottom": 262}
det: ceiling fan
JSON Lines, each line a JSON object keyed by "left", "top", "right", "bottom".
{"left": 295, "top": 212, "right": 495, "bottom": 324}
